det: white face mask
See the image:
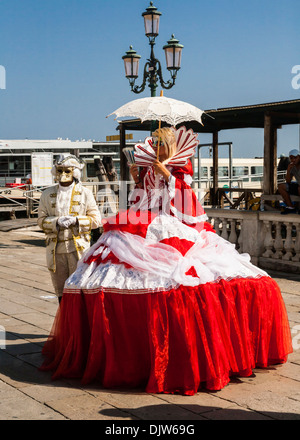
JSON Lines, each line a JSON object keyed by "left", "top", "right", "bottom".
{"left": 56, "top": 166, "right": 74, "bottom": 183}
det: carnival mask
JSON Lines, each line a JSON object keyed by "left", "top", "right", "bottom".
{"left": 56, "top": 166, "right": 74, "bottom": 184}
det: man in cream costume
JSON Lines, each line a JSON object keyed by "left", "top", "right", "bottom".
{"left": 38, "top": 154, "right": 102, "bottom": 303}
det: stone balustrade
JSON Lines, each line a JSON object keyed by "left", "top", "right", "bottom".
{"left": 206, "top": 208, "right": 300, "bottom": 273}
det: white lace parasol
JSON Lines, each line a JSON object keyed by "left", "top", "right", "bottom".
{"left": 107, "top": 96, "right": 204, "bottom": 127}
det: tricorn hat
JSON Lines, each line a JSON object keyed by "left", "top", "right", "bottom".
{"left": 54, "top": 153, "right": 85, "bottom": 169}
{"left": 52, "top": 153, "right": 85, "bottom": 181}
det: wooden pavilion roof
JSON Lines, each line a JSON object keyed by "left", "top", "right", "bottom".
{"left": 117, "top": 98, "right": 300, "bottom": 133}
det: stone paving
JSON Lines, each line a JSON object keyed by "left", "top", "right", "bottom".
{"left": 0, "top": 219, "right": 300, "bottom": 421}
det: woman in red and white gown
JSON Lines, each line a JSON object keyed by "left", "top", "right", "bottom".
{"left": 41, "top": 127, "right": 292, "bottom": 395}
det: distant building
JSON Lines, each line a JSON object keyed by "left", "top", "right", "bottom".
{"left": 0, "top": 138, "right": 134, "bottom": 185}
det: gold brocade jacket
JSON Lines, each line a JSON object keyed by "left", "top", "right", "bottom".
{"left": 37, "top": 182, "right": 102, "bottom": 272}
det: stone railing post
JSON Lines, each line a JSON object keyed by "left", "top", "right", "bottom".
{"left": 292, "top": 223, "right": 300, "bottom": 262}
{"left": 229, "top": 219, "right": 237, "bottom": 245}
{"left": 273, "top": 221, "right": 284, "bottom": 259}
{"left": 239, "top": 211, "right": 264, "bottom": 266}
{"left": 262, "top": 220, "right": 274, "bottom": 258}
{"left": 282, "top": 222, "right": 294, "bottom": 261}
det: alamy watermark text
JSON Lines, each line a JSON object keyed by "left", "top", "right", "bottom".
{"left": 292, "top": 65, "right": 300, "bottom": 90}
{"left": 0, "top": 65, "right": 6, "bottom": 90}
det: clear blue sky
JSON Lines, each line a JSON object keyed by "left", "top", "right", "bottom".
{"left": 0, "top": 0, "right": 299, "bottom": 157}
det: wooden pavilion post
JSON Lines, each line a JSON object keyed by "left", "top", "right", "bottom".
{"left": 263, "top": 112, "right": 277, "bottom": 195}
{"left": 119, "top": 123, "right": 129, "bottom": 181}
{"left": 212, "top": 130, "right": 219, "bottom": 205}
{"left": 118, "top": 123, "right": 130, "bottom": 211}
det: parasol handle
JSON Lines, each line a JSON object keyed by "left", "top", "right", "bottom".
{"left": 156, "top": 90, "right": 163, "bottom": 160}
{"left": 156, "top": 119, "right": 162, "bottom": 160}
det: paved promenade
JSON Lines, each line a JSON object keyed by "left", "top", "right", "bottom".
{"left": 0, "top": 219, "right": 300, "bottom": 421}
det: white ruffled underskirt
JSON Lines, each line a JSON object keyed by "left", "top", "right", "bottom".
{"left": 65, "top": 214, "right": 268, "bottom": 293}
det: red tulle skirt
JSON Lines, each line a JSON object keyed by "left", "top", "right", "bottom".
{"left": 40, "top": 275, "right": 292, "bottom": 395}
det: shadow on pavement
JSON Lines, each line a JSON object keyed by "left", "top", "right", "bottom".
{"left": 9, "top": 239, "right": 45, "bottom": 247}
{"left": 100, "top": 403, "right": 300, "bottom": 421}
{"left": 1, "top": 342, "right": 299, "bottom": 421}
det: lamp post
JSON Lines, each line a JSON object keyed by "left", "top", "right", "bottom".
{"left": 122, "top": 2, "right": 183, "bottom": 97}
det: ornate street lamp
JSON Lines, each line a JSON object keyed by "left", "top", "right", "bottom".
{"left": 142, "top": 1, "right": 161, "bottom": 38}
{"left": 122, "top": 46, "right": 141, "bottom": 80}
{"left": 122, "top": 2, "right": 183, "bottom": 97}
{"left": 163, "top": 34, "right": 184, "bottom": 76}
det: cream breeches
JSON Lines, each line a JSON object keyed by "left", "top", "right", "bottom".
{"left": 50, "top": 251, "right": 78, "bottom": 298}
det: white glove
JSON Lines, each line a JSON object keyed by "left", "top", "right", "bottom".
{"left": 57, "top": 215, "right": 77, "bottom": 229}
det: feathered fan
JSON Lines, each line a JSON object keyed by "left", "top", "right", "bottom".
{"left": 167, "top": 126, "right": 199, "bottom": 166}
{"left": 123, "top": 147, "right": 136, "bottom": 165}
{"left": 134, "top": 137, "right": 157, "bottom": 167}
{"left": 134, "top": 126, "right": 199, "bottom": 167}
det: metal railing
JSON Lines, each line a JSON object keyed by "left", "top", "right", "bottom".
{"left": 0, "top": 181, "right": 136, "bottom": 218}
{"left": 0, "top": 169, "right": 292, "bottom": 218}
{"left": 0, "top": 184, "right": 31, "bottom": 215}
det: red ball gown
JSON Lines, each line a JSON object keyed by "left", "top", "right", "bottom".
{"left": 41, "top": 160, "right": 292, "bottom": 395}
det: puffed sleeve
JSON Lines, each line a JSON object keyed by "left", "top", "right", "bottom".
{"left": 77, "top": 187, "right": 102, "bottom": 233}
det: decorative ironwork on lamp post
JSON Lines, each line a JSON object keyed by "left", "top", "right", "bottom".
{"left": 122, "top": 2, "right": 184, "bottom": 97}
